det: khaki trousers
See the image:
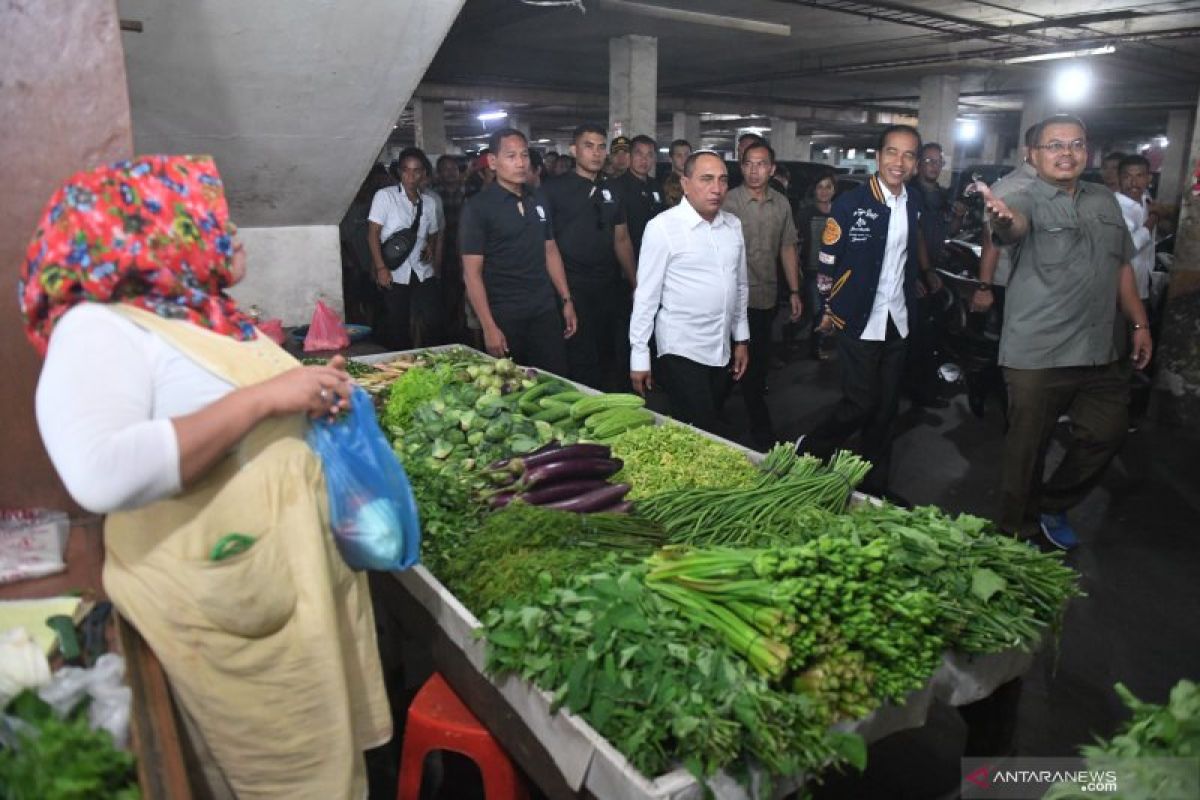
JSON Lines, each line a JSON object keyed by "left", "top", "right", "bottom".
{"left": 1000, "top": 361, "right": 1129, "bottom": 533}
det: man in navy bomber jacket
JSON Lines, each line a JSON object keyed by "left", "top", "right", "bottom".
{"left": 797, "top": 124, "right": 927, "bottom": 495}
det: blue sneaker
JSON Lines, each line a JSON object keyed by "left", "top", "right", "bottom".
{"left": 1039, "top": 513, "right": 1079, "bottom": 551}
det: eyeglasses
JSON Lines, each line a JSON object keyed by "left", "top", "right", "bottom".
{"left": 920, "top": 157, "right": 944, "bottom": 165}
{"left": 1034, "top": 140, "right": 1087, "bottom": 154}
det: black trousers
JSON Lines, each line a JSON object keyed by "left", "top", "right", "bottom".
{"left": 567, "top": 281, "right": 624, "bottom": 390}
{"left": 743, "top": 307, "right": 778, "bottom": 448}
{"left": 660, "top": 354, "right": 727, "bottom": 434}
{"left": 376, "top": 274, "right": 443, "bottom": 351}
{"left": 494, "top": 307, "right": 569, "bottom": 376}
{"left": 802, "top": 318, "right": 908, "bottom": 492}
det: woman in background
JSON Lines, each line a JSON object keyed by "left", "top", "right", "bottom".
{"left": 794, "top": 171, "right": 839, "bottom": 360}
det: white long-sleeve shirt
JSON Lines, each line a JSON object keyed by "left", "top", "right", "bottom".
{"left": 35, "top": 303, "right": 234, "bottom": 514}
{"left": 1116, "top": 191, "right": 1154, "bottom": 300}
{"left": 629, "top": 199, "right": 750, "bottom": 371}
{"left": 861, "top": 181, "right": 909, "bottom": 340}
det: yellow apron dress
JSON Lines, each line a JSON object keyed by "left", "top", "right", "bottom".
{"left": 102, "top": 305, "right": 391, "bottom": 798}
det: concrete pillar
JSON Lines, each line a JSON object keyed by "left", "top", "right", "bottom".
{"left": 796, "top": 135, "right": 813, "bottom": 161}
{"left": 770, "top": 117, "right": 799, "bottom": 160}
{"left": 1158, "top": 108, "right": 1195, "bottom": 207}
{"left": 609, "top": 35, "right": 657, "bottom": 139}
{"left": 1016, "top": 91, "right": 1053, "bottom": 166}
{"left": 672, "top": 111, "right": 700, "bottom": 146}
{"left": 917, "top": 75, "right": 960, "bottom": 185}
{"left": 830, "top": 147, "right": 842, "bottom": 166}
{"left": 509, "top": 115, "right": 531, "bottom": 139}
{"left": 1153, "top": 87, "right": 1200, "bottom": 427}
{"left": 981, "top": 128, "right": 1001, "bottom": 163}
{"left": 412, "top": 98, "right": 446, "bottom": 154}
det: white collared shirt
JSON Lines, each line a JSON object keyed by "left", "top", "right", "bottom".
{"left": 368, "top": 186, "right": 441, "bottom": 284}
{"left": 630, "top": 199, "right": 750, "bottom": 371}
{"left": 861, "top": 179, "right": 909, "bottom": 341}
{"left": 1116, "top": 191, "right": 1154, "bottom": 299}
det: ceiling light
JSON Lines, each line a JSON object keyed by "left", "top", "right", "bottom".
{"left": 1004, "top": 45, "right": 1115, "bottom": 65}
{"left": 823, "top": 148, "right": 832, "bottom": 155}
{"left": 958, "top": 120, "right": 979, "bottom": 141}
{"left": 1053, "top": 65, "right": 1091, "bottom": 105}
{"left": 847, "top": 148, "right": 856, "bottom": 159}
{"left": 1155, "top": 136, "right": 1169, "bottom": 148}
{"left": 477, "top": 110, "right": 508, "bottom": 122}
{"left": 658, "top": 147, "right": 669, "bottom": 153}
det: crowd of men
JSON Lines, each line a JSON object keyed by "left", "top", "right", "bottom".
{"left": 351, "top": 111, "right": 1168, "bottom": 552}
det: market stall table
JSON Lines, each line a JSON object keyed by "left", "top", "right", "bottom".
{"left": 364, "top": 348, "right": 1038, "bottom": 800}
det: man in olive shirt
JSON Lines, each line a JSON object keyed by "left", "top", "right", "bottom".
{"left": 461, "top": 127, "right": 577, "bottom": 374}
{"left": 723, "top": 141, "right": 803, "bottom": 449}
{"left": 983, "top": 115, "right": 1152, "bottom": 550}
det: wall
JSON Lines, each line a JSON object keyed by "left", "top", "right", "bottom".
{"left": 228, "top": 225, "right": 343, "bottom": 324}
{"left": 0, "top": 0, "right": 133, "bottom": 510}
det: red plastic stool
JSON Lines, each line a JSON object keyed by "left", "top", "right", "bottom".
{"left": 396, "top": 672, "right": 529, "bottom": 800}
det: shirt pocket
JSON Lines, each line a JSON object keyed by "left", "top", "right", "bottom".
{"left": 1034, "top": 220, "right": 1080, "bottom": 266}
{"left": 1093, "top": 212, "right": 1129, "bottom": 261}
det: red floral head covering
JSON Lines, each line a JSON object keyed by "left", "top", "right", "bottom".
{"left": 18, "top": 154, "right": 258, "bottom": 356}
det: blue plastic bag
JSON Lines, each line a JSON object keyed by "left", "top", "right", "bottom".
{"left": 307, "top": 386, "right": 421, "bottom": 571}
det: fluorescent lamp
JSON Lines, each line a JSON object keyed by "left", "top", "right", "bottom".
{"left": 477, "top": 110, "right": 508, "bottom": 122}
{"left": 958, "top": 120, "right": 979, "bottom": 141}
{"left": 1155, "top": 136, "right": 1169, "bottom": 148}
{"left": 1054, "top": 65, "right": 1092, "bottom": 105}
{"left": 847, "top": 148, "right": 856, "bottom": 159}
{"left": 1004, "top": 45, "right": 1115, "bottom": 65}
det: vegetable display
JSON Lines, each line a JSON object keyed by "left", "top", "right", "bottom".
{"left": 1045, "top": 680, "right": 1199, "bottom": 800}
{"left": 368, "top": 348, "right": 1083, "bottom": 796}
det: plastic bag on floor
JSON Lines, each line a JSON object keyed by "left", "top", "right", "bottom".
{"left": 307, "top": 386, "right": 421, "bottom": 571}
{"left": 303, "top": 300, "right": 350, "bottom": 352}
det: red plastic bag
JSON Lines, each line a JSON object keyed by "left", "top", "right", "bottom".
{"left": 303, "top": 300, "right": 350, "bottom": 352}
{"left": 258, "top": 319, "right": 286, "bottom": 345}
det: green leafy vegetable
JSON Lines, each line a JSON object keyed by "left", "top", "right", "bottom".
{"left": 607, "top": 422, "right": 759, "bottom": 499}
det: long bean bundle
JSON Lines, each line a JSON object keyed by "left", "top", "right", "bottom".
{"left": 637, "top": 447, "right": 871, "bottom": 546}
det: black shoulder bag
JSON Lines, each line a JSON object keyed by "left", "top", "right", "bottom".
{"left": 381, "top": 190, "right": 423, "bottom": 270}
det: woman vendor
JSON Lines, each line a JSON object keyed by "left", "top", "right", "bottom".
{"left": 19, "top": 155, "right": 391, "bottom": 798}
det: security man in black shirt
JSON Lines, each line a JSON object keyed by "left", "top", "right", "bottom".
{"left": 540, "top": 122, "right": 637, "bottom": 389}
{"left": 460, "top": 127, "right": 577, "bottom": 374}
{"left": 612, "top": 134, "right": 666, "bottom": 255}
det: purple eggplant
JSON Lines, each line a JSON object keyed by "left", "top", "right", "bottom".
{"left": 521, "top": 479, "right": 611, "bottom": 505}
{"left": 488, "top": 440, "right": 564, "bottom": 471}
{"left": 489, "top": 492, "right": 517, "bottom": 509}
{"left": 519, "top": 442, "right": 611, "bottom": 471}
{"left": 543, "top": 483, "right": 631, "bottom": 513}
{"left": 522, "top": 457, "right": 624, "bottom": 490}
{"left": 597, "top": 501, "right": 633, "bottom": 515}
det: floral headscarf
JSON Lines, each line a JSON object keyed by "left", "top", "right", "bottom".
{"left": 18, "top": 154, "right": 258, "bottom": 356}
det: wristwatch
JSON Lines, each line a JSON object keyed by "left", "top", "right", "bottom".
{"left": 975, "top": 282, "right": 993, "bottom": 292}
{"left": 1132, "top": 322, "right": 1148, "bottom": 330}
{"left": 560, "top": 295, "right": 573, "bottom": 305}
{"left": 789, "top": 289, "right": 800, "bottom": 295}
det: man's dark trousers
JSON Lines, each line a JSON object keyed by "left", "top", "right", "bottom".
{"left": 743, "top": 307, "right": 778, "bottom": 449}
{"left": 494, "top": 308, "right": 569, "bottom": 377}
{"left": 566, "top": 280, "right": 618, "bottom": 390}
{"left": 802, "top": 318, "right": 907, "bottom": 493}
{"left": 999, "top": 361, "right": 1128, "bottom": 533}
{"left": 660, "top": 354, "right": 727, "bottom": 435}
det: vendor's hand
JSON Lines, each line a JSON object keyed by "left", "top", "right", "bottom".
{"left": 420, "top": 242, "right": 433, "bottom": 263}
{"left": 816, "top": 312, "right": 835, "bottom": 334}
{"left": 970, "top": 287, "right": 995, "bottom": 314}
{"left": 631, "top": 370, "right": 653, "bottom": 396}
{"left": 562, "top": 302, "right": 578, "bottom": 339}
{"left": 259, "top": 355, "right": 351, "bottom": 419}
{"left": 975, "top": 182, "right": 1013, "bottom": 228}
{"left": 730, "top": 343, "right": 749, "bottom": 381}
{"left": 1132, "top": 328, "right": 1153, "bottom": 370}
{"left": 788, "top": 292, "right": 803, "bottom": 322}
{"left": 483, "top": 323, "right": 509, "bottom": 358}
{"left": 374, "top": 267, "right": 393, "bottom": 289}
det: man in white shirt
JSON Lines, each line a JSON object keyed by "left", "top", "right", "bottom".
{"left": 629, "top": 151, "right": 749, "bottom": 432}
{"left": 1116, "top": 154, "right": 1158, "bottom": 304}
{"left": 368, "top": 147, "right": 442, "bottom": 350}
{"left": 799, "top": 125, "right": 923, "bottom": 494}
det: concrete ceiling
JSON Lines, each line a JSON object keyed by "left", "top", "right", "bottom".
{"left": 401, "top": 0, "right": 1200, "bottom": 153}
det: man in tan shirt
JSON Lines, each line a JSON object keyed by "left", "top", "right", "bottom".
{"left": 723, "top": 140, "right": 803, "bottom": 449}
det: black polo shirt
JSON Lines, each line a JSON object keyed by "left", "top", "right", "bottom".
{"left": 459, "top": 182, "right": 558, "bottom": 319}
{"left": 540, "top": 171, "right": 627, "bottom": 288}
{"left": 612, "top": 170, "right": 665, "bottom": 253}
